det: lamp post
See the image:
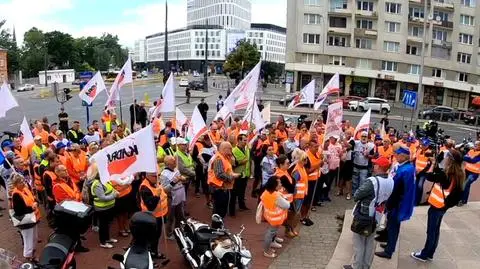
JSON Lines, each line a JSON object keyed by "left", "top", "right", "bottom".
{"left": 163, "top": 0, "right": 169, "bottom": 78}
{"left": 203, "top": 19, "right": 208, "bottom": 92}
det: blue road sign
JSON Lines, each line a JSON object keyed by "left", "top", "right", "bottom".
{"left": 402, "top": 90, "right": 417, "bottom": 108}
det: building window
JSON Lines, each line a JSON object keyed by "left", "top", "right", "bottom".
{"left": 433, "top": 10, "right": 449, "bottom": 21}
{"left": 431, "top": 47, "right": 450, "bottom": 60}
{"left": 382, "top": 61, "right": 397, "bottom": 71}
{"left": 355, "top": 38, "right": 373, "bottom": 49}
{"left": 409, "top": 26, "right": 423, "bottom": 37}
{"left": 409, "top": 7, "right": 424, "bottom": 18}
{"left": 459, "top": 33, "right": 473, "bottom": 45}
{"left": 461, "top": 0, "right": 476, "bottom": 7}
{"left": 357, "top": 1, "right": 373, "bottom": 11}
{"left": 457, "top": 52, "right": 472, "bottom": 64}
{"left": 47, "top": 75, "right": 51, "bottom": 81}
{"left": 385, "top": 21, "right": 400, "bottom": 33}
{"left": 385, "top": 2, "right": 401, "bottom": 14}
{"left": 356, "top": 19, "right": 373, "bottom": 29}
{"left": 329, "top": 56, "right": 346, "bottom": 66}
{"left": 330, "top": 0, "right": 348, "bottom": 10}
{"left": 303, "top": 33, "right": 320, "bottom": 44}
{"left": 460, "top": 14, "right": 474, "bottom": 26}
{"left": 409, "top": 64, "right": 420, "bottom": 75}
{"left": 304, "top": 13, "right": 321, "bottom": 25}
{"left": 447, "top": 90, "right": 466, "bottom": 108}
{"left": 356, "top": 58, "right": 372, "bottom": 69}
{"left": 458, "top": 72, "right": 468, "bottom": 82}
{"left": 328, "top": 35, "right": 348, "bottom": 47}
{"left": 196, "top": 51, "right": 199, "bottom": 56}
{"left": 406, "top": 45, "right": 419, "bottom": 55}
{"left": 304, "top": 0, "right": 321, "bottom": 5}
{"left": 329, "top": 17, "right": 347, "bottom": 28}
{"left": 302, "top": 53, "right": 316, "bottom": 64}
{"left": 384, "top": 41, "right": 400, "bottom": 53}
{"left": 432, "top": 68, "right": 443, "bottom": 78}
{"left": 432, "top": 29, "right": 447, "bottom": 41}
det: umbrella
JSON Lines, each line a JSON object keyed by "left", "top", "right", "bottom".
{"left": 472, "top": 96, "right": 480, "bottom": 106}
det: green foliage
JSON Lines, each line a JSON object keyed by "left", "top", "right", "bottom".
{"left": 0, "top": 20, "right": 20, "bottom": 74}
{"left": 261, "top": 61, "right": 284, "bottom": 82}
{"left": 20, "top": 27, "right": 45, "bottom": 77}
{"left": 223, "top": 39, "right": 261, "bottom": 78}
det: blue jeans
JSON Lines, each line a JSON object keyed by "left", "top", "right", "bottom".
{"left": 419, "top": 206, "right": 446, "bottom": 259}
{"left": 415, "top": 174, "right": 426, "bottom": 206}
{"left": 462, "top": 172, "right": 478, "bottom": 204}
{"left": 384, "top": 213, "right": 401, "bottom": 257}
{"left": 352, "top": 167, "right": 368, "bottom": 195}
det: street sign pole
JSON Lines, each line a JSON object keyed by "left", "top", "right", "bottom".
{"left": 86, "top": 106, "right": 90, "bottom": 127}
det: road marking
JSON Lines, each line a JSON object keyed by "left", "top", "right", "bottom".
{"left": 457, "top": 127, "right": 478, "bottom": 132}
{"left": 9, "top": 123, "right": 19, "bottom": 127}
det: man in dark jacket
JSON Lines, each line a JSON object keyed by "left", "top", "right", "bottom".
{"left": 138, "top": 101, "right": 148, "bottom": 128}
{"left": 197, "top": 98, "right": 209, "bottom": 122}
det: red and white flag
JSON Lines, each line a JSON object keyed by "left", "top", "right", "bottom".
{"left": 151, "top": 73, "right": 175, "bottom": 119}
{"left": 186, "top": 106, "right": 208, "bottom": 150}
{"left": 242, "top": 98, "right": 266, "bottom": 133}
{"left": 78, "top": 71, "right": 106, "bottom": 105}
{"left": 325, "top": 101, "right": 344, "bottom": 141}
{"left": 176, "top": 107, "right": 188, "bottom": 128}
{"left": 91, "top": 124, "right": 157, "bottom": 185}
{"left": 354, "top": 108, "right": 372, "bottom": 139}
{"left": 288, "top": 79, "right": 315, "bottom": 109}
{"left": 20, "top": 116, "right": 34, "bottom": 147}
{"left": 314, "top": 72, "right": 340, "bottom": 110}
{"left": 0, "top": 82, "right": 19, "bottom": 118}
{"left": 105, "top": 57, "right": 133, "bottom": 109}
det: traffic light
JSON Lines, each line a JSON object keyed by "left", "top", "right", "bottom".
{"left": 63, "top": 88, "right": 72, "bottom": 101}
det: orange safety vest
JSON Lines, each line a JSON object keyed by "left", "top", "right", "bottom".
{"left": 274, "top": 168, "right": 293, "bottom": 203}
{"left": 152, "top": 119, "right": 162, "bottom": 137}
{"left": 207, "top": 153, "right": 234, "bottom": 189}
{"left": 210, "top": 131, "right": 222, "bottom": 145}
{"left": 58, "top": 154, "right": 67, "bottom": 166}
{"left": 292, "top": 163, "right": 308, "bottom": 199}
{"left": 111, "top": 180, "right": 132, "bottom": 198}
{"left": 261, "top": 190, "right": 287, "bottom": 226}
{"left": 33, "top": 163, "right": 44, "bottom": 191}
{"left": 275, "top": 129, "right": 288, "bottom": 143}
{"left": 11, "top": 187, "right": 41, "bottom": 222}
{"left": 227, "top": 128, "right": 239, "bottom": 140}
{"left": 67, "top": 152, "right": 88, "bottom": 184}
{"left": 195, "top": 142, "right": 204, "bottom": 155}
{"left": 295, "top": 132, "right": 310, "bottom": 143}
{"left": 139, "top": 180, "right": 168, "bottom": 218}
{"left": 52, "top": 181, "right": 81, "bottom": 203}
{"left": 428, "top": 180, "right": 454, "bottom": 209}
{"left": 306, "top": 150, "right": 321, "bottom": 181}
{"left": 415, "top": 150, "right": 429, "bottom": 173}
{"left": 464, "top": 149, "right": 480, "bottom": 174}
{"left": 33, "top": 129, "right": 49, "bottom": 145}
{"left": 378, "top": 145, "right": 393, "bottom": 160}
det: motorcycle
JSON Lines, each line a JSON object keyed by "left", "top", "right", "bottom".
{"left": 174, "top": 214, "right": 252, "bottom": 269}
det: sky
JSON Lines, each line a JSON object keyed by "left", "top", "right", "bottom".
{"left": 0, "top": 0, "right": 287, "bottom": 48}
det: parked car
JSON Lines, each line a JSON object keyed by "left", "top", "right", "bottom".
{"left": 188, "top": 80, "right": 205, "bottom": 91}
{"left": 333, "top": 96, "right": 363, "bottom": 109}
{"left": 418, "top": 106, "right": 455, "bottom": 121}
{"left": 71, "top": 80, "right": 81, "bottom": 85}
{"left": 179, "top": 78, "right": 189, "bottom": 87}
{"left": 454, "top": 108, "right": 469, "bottom": 121}
{"left": 17, "top": 84, "right": 35, "bottom": 92}
{"left": 349, "top": 97, "right": 390, "bottom": 113}
{"left": 464, "top": 109, "right": 480, "bottom": 125}
{"left": 192, "top": 71, "right": 200, "bottom": 77}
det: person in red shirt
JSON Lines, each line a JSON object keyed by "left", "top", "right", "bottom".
{"left": 52, "top": 165, "right": 81, "bottom": 203}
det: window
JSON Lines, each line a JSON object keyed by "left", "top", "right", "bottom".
{"left": 409, "top": 64, "right": 420, "bottom": 75}
{"left": 302, "top": 53, "right": 316, "bottom": 64}
{"left": 329, "top": 17, "right": 347, "bottom": 28}
{"left": 356, "top": 19, "right": 373, "bottom": 29}
{"left": 385, "top": 2, "right": 401, "bottom": 14}
{"left": 329, "top": 56, "right": 346, "bottom": 66}
{"left": 459, "top": 33, "right": 473, "bottom": 45}
{"left": 357, "top": 1, "right": 373, "bottom": 11}
{"left": 431, "top": 47, "right": 450, "bottom": 60}
{"left": 382, "top": 61, "right": 398, "bottom": 71}
{"left": 384, "top": 41, "right": 400, "bottom": 53}
{"left": 330, "top": 0, "right": 348, "bottom": 10}
{"left": 328, "top": 35, "right": 348, "bottom": 46}
{"left": 433, "top": 10, "right": 448, "bottom": 21}
{"left": 409, "top": 26, "right": 423, "bottom": 37}
{"left": 460, "top": 14, "right": 474, "bottom": 26}
{"left": 432, "top": 29, "right": 447, "bottom": 41}
{"left": 304, "top": 13, "right": 321, "bottom": 25}
{"left": 356, "top": 58, "right": 372, "bottom": 68}
{"left": 432, "top": 68, "right": 443, "bottom": 78}
{"left": 385, "top": 21, "right": 400, "bottom": 33}
{"left": 406, "top": 45, "right": 419, "bottom": 55}
{"left": 303, "top": 33, "right": 320, "bottom": 44}
{"left": 409, "top": 7, "right": 424, "bottom": 18}
{"left": 196, "top": 51, "right": 199, "bottom": 56}
{"left": 304, "top": 0, "right": 320, "bottom": 5}
{"left": 458, "top": 73, "right": 468, "bottom": 82}
{"left": 47, "top": 75, "right": 51, "bottom": 81}
{"left": 355, "top": 38, "right": 373, "bottom": 49}
{"left": 457, "top": 52, "right": 472, "bottom": 64}
{"left": 461, "top": 0, "right": 476, "bottom": 7}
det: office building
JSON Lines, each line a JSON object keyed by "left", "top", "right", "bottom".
{"left": 246, "top": 23, "right": 287, "bottom": 63}
{"left": 187, "top": 0, "right": 252, "bottom": 30}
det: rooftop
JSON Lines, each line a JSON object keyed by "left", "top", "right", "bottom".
{"left": 250, "top": 23, "right": 286, "bottom": 34}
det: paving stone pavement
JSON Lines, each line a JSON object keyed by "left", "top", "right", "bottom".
{"left": 269, "top": 196, "right": 354, "bottom": 269}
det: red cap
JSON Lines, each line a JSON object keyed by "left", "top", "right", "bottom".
{"left": 372, "top": 156, "right": 391, "bottom": 169}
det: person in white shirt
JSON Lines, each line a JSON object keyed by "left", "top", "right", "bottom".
{"left": 83, "top": 125, "right": 101, "bottom": 145}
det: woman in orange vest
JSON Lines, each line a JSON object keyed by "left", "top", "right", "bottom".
{"left": 10, "top": 173, "right": 41, "bottom": 261}
{"left": 261, "top": 175, "right": 290, "bottom": 258}
{"left": 302, "top": 140, "right": 322, "bottom": 226}
{"left": 290, "top": 148, "right": 309, "bottom": 236}
{"left": 274, "top": 155, "right": 296, "bottom": 237}
{"left": 461, "top": 141, "right": 480, "bottom": 205}
{"left": 411, "top": 149, "right": 465, "bottom": 262}
{"left": 112, "top": 176, "right": 134, "bottom": 237}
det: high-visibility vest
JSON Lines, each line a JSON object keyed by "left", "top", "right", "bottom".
{"left": 11, "top": 187, "right": 41, "bottom": 222}
{"left": 464, "top": 149, "right": 480, "bottom": 174}
{"left": 207, "top": 153, "right": 234, "bottom": 189}
{"left": 261, "top": 190, "right": 287, "bottom": 226}
{"left": 49, "top": 132, "right": 57, "bottom": 142}
{"left": 67, "top": 152, "right": 88, "bottom": 184}
{"left": 52, "top": 181, "right": 81, "bottom": 203}
{"left": 275, "top": 129, "right": 287, "bottom": 143}
{"left": 293, "top": 163, "right": 308, "bottom": 199}
{"left": 195, "top": 142, "right": 204, "bottom": 155}
{"left": 58, "top": 154, "right": 67, "bottom": 166}
{"left": 157, "top": 146, "right": 166, "bottom": 173}
{"left": 378, "top": 145, "right": 393, "bottom": 160}
{"left": 32, "top": 144, "right": 46, "bottom": 160}
{"left": 306, "top": 150, "right": 321, "bottom": 181}
{"left": 428, "top": 181, "right": 454, "bottom": 209}
{"left": 232, "top": 146, "right": 251, "bottom": 178}
{"left": 111, "top": 180, "right": 132, "bottom": 198}
{"left": 140, "top": 180, "right": 168, "bottom": 218}
{"left": 91, "top": 179, "right": 115, "bottom": 210}
{"left": 176, "top": 151, "right": 194, "bottom": 170}
{"left": 68, "top": 129, "right": 78, "bottom": 140}
{"left": 43, "top": 171, "right": 57, "bottom": 197}
{"left": 415, "top": 150, "right": 429, "bottom": 173}
{"left": 32, "top": 163, "right": 44, "bottom": 191}
{"left": 15, "top": 147, "right": 30, "bottom": 161}
{"left": 275, "top": 168, "right": 293, "bottom": 203}
{"left": 33, "top": 129, "right": 49, "bottom": 145}
{"left": 210, "top": 131, "right": 222, "bottom": 145}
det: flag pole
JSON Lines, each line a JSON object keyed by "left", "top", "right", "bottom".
{"left": 131, "top": 81, "right": 137, "bottom": 131}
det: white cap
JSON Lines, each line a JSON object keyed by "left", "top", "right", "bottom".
{"left": 169, "top": 137, "right": 177, "bottom": 145}
{"left": 176, "top": 137, "right": 188, "bottom": 145}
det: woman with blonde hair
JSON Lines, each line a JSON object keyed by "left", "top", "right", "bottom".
{"left": 290, "top": 148, "right": 309, "bottom": 236}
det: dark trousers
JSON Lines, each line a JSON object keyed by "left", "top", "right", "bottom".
{"left": 212, "top": 188, "right": 229, "bottom": 218}
{"left": 194, "top": 166, "right": 208, "bottom": 194}
{"left": 420, "top": 206, "right": 446, "bottom": 258}
{"left": 415, "top": 174, "right": 427, "bottom": 205}
{"left": 462, "top": 172, "right": 478, "bottom": 204}
{"left": 150, "top": 217, "right": 164, "bottom": 255}
{"left": 233, "top": 177, "right": 248, "bottom": 209}
{"left": 384, "top": 213, "right": 401, "bottom": 256}
{"left": 321, "top": 169, "right": 338, "bottom": 200}
{"left": 97, "top": 208, "right": 113, "bottom": 244}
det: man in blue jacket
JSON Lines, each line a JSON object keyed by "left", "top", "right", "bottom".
{"left": 375, "top": 146, "right": 416, "bottom": 259}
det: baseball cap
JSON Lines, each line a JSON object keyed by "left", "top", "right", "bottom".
{"left": 372, "top": 156, "right": 391, "bottom": 169}
{"left": 56, "top": 142, "right": 67, "bottom": 150}
{"left": 394, "top": 147, "right": 410, "bottom": 155}
{"left": 375, "top": 135, "right": 383, "bottom": 141}
{"left": 176, "top": 137, "right": 188, "bottom": 145}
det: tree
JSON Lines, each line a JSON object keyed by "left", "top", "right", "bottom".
{"left": 21, "top": 27, "right": 46, "bottom": 78}
{"left": 261, "top": 61, "right": 284, "bottom": 82}
{"left": 223, "top": 39, "right": 261, "bottom": 79}
{"left": 44, "top": 31, "right": 76, "bottom": 69}
{"left": 0, "top": 19, "right": 20, "bottom": 75}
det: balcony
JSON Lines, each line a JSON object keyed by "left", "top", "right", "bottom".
{"left": 408, "top": 15, "right": 425, "bottom": 25}
{"left": 328, "top": 7, "right": 352, "bottom": 16}
{"left": 435, "top": 20, "right": 454, "bottom": 29}
{"left": 432, "top": 39, "right": 452, "bottom": 48}
{"left": 355, "top": 10, "right": 378, "bottom": 19}
{"left": 328, "top": 27, "right": 351, "bottom": 35}
{"left": 432, "top": 0, "right": 454, "bottom": 10}
{"left": 354, "top": 28, "right": 378, "bottom": 38}
{"left": 407, "top": 35, "right": 424, "bottom": 43}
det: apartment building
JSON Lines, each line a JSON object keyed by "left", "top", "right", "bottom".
{"left": 286, "top": 0, "right": 480, "bottom": 108}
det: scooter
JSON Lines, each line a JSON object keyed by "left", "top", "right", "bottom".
{"left": 174, "top": 214, "right": 252, "bottom": 269}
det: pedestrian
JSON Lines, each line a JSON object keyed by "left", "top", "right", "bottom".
{"left": 192, "top": 135, "right": 215, "bottom": 207}
{"left": 261, "top": 146, "right": 277, "bottom": 192}
{"left": 274, "top": 155, "right": 296, "bottom": 237}
{"left": 129, "top": 99, "right": 140, "bottom": 131}
{"left": 216, "top": 95, "right": 224, "bottom": 112}
{"left": 138, "top": 101, "right": 148, "bottom": 128}
{"left": 380, "top": 114, "right": 389, "bottom": 131}
{"left": 58, "top": 107, "right": 69, "bottom": 134}
{"left": 67, "top": 121, "right": 85, "bottom": 144}
{"left": 197, "top": 98, "right": 209, "bottom": 122}
{"left": 324, "top": 135, "right": 343, "bottom": 202}
{"left": 65, "top": 143, "right": 88, "bottom": 190}
{"left": 282, "top": 130, "right": 299, "bottom": 161}
{"left": 337, "top": 130, "right": 354, "bottom": 200}
{"left": 375, "top": 146, "right": 415, "bottom": 259}
{"left": 148, "top": 101, "right": 158, "bottom": 121}
{"left": 351, "top": 131, "right": 375, "bottom": 195}
{"left": 261, "top": 176, "right": 289, "bottom": 258}
{"left": 291, "top": 148, "right": 309, "bottom": 235}
{"left": 30, "top": 136, "right": 46, "bottom": 165}
{"left": 175, "top": 138, "right": 195, "bottom": 197}
{"left": 232, "top": 134, "right": 251, "bottom": 211}
{"left": 410, "top": 149, "right": 465, "bottom": 262}
{"left": 414, "top": 138, "right": 433, "bottom": 205}
{"left": 33, "top": 120, "right": 49, "bottom": 146}
{"left": 185, "top": 87, "right": 191, "bottom": 104}
{"left": 111, "top": 175, "right": 134, "bottom": 237}
{"left": 343, "top": 156, "right": 394, "bottom": 269}
{"left": 83, "top": 125, "right": 101, "bottom": 145}
{"left": 460, "top": 140, "right": 480, "bottom": 205}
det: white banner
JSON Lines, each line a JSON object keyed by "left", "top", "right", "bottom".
{"left": 105, "top": 57, "right": 133, "bottom": 109}
{"left": 325, "top": 101, "right": 344, "bottom": 141}
{"left": 288, "top": 79, "right": 315, "bottom": 109}
{"left": 78, "top": 71, "right": 107, "bottom": 105}
{"left": 186, "top": 106, "right": 208, "bottom": 150}
{"left": 354, "top": 108, "right": 371, "bottom": 139}
{"left": 0, "top": 82, "right": 19, "bottom": 118}
{"left": 20, "top": 116, "right": 34, "bottom": 147}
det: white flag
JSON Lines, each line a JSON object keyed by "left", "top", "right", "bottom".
{"left": 324, "top": 102, "right": 344, "bottom": 141}
{"left": 78, "top": 71, "right": 107, "bottom": 105}
{"left": 176, "top": 107, "right": 188, "bottom": 128}
{"left": 354, "top": 108, "right": 371, "bottom": 139}
{"left": 0, "top": 82, "right": 19, "bottom": 118}
{"left": 186, "top": 106, "right": 208, "bottom": 150}
{"left": 243, "top": 98, "right": 266, "bottom": 133}
{"left": 261, "top": 102, "right": 271, "bottom": 123}
{"left": 105, "top": 57, "right": 133, "bottom": 109}
{"left": 20, "top": 116, "right": 34, "bottom": 147}
{"left": 215, "top": 97, "right": 235, "bottom": 121}
{"left": 380, "top": 121, "right": 387, "bottom": 139}
{"left": 314, "top": 73, "right": 340, "bottom": 110}
{"left": 159, "top": 73, "right": 175, "bottom": 113}
{"left": 288, "top": 79, "right": 315, "bottom": 109}
{"left": 91, "top": 124, "right": 156, "bottom": 185}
